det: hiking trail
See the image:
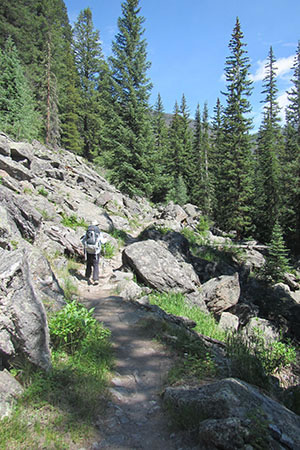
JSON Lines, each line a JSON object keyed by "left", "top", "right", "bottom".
{"left": 78, "top": 248, "right": 197, "bottom": 450}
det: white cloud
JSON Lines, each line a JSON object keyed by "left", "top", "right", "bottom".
{"left": 250, "top": 55, "right": 295, "bottom": 82}
{"left": 277, "top": 91, "right": 290, "bottom": 121}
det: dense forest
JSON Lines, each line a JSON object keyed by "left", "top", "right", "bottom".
{"left": 0, "top": 0, "right": 299, "bottom": 256}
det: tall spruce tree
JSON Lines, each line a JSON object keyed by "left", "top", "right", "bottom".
{"left": 190, "top": 103, "right": 202, "bottom": 206}
{"left": 281, "top": 41, "right": 300, "bottom": 253}
{"left": 0, "top": 38, "right": 41, "bottom": 140}
{"left": 0, "top": 0, "right": 79, "bottom": 146}
{"left": 106, "top": 0, "right": 154, "bottom": 197}
{"left": 73, "top": 8, "right": 103, "bottom": 160}
{"left": 254, "top": 47, "right": 282, "bottom": 243}
{"left": 211, "top": 97, "right": 224, "bottom": 219}
{"left": 151, "top": 93, "right": 171, "bottom": 202}
{"left": 218, "top": 18, "right": 254, "bottom": 239}
{"left": 201, "top": 102, "right": 213, "bottom": 215}
{"left": 179, "top": 94, "right": 194, "bottom": 191}
{"left": 60, "top": 46, "right": 83, "bottom": 153}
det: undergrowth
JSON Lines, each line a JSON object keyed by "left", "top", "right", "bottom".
{"left": 0, "top": 300, "right": 114, "bottom": 450}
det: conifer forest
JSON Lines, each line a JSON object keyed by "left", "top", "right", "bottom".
{"left": 0, "top": 0, "right": 299, "bottom": 256}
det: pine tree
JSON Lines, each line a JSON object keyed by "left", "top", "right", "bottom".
{"left": 179, "top": 94, "right": 194, "bottom": 191}
{"left": 151, "top": 93, "right": 171, "bottom": 202}
{"left": 0, "top": 0, "right": 79, "bottom": 146}
{"left": 281, "top": 41, "right": 300, "bottom": 253}
{"left": 106, "top": 0, "right": 154, "bottom": 197}
{"left": 190, "top": 103, "right": 202, "bottom": 206}
{"left": 263, "top": 220, "right": 291, "bottom": 283}
{"left": 218, "top": 18, "right": 254, "bottom": 239}
{"left": 0, "top": 38, "right": 41, "bottom": 140}
{"left": 201, "top": 102, "right": 213, "bottom": 214}
{"left": 254, "top": 47, "right": 282, "bottom": 243}
{"left": 73, "top": 7, "right": 104, "bottom": 160}
{"left": 211, "top": 97, "right": 224, "bottom": 220}
{"left": 60, "top": 46, "right": 83, "bottom": 153}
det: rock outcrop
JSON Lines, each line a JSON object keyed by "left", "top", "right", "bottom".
{"left": 163, "top": 378, "right": 300, "bottom": 449}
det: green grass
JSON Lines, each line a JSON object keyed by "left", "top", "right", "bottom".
{"left": 0, "top": 302, "right": 114, "bottom": 450}
{"left": 60, "top": 212, "right": 87, "bottom": 230}
{"left": 149, "top": 291, "right": 226, "bottom": 341}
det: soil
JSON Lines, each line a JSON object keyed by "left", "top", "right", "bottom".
{"left": 77, "top": 254, "right": 198, "bottom": 450}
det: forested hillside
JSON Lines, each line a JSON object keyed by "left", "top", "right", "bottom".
{"left": 0, "top": 0, "right": 299, "bottom": 255}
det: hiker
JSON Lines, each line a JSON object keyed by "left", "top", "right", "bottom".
{"left": 81, "top": 221, "right": 106, "bottom": 285}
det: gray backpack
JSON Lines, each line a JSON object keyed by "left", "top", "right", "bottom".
{"left": 85, "top": 226, "right": 101, "bottom": 254}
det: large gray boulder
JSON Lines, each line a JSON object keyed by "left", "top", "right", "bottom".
{"left": 163, "top": 378, "right": 300, "bottom": 449}
{"left": 122, "top": 240, "right": 198, "bottom": 293}
{"left": 0, "top": 249, "right": 52, "bottom": 371}
{"left": 200, "top": 272, "right": 241, "bottom": 315}
{"left": 0, "top": 186, "right": 42, "bottom": 242}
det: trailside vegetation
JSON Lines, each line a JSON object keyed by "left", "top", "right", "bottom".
{"left": 0, "top": 2, "right": 299, "bottom": 256}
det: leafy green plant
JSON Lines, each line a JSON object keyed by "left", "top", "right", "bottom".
{"left": 37, "top": 186, "right": 48, "bottom": 197}
{"left": 102, "top": 241, "right": 115, "bottom": 259}
{"left": 1, "top": 309, "right": 113, "bottom": 449}
{"left": 36, "top": 208, "right": 52, "bottom": 221}
{"left": 49, "top": 300, "right": 99, "bottom": 353}
{"left": 60, "top": 212, "right": 87, "bottom": 230}
{"left": 226, "top": 329, "right": 297, "bottom": 388}
{"left": 23, "top": 186, "right": 32, "bottom": 194}
{"left": 109, "top": 228, "right": 128, "bottom": 246}
{"left": 10, "top": 240, "right": 19, "bottom": 250}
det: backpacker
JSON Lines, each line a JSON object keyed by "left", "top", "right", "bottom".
{"left": 85, "top": 226, "right": 101, "bottom": 254}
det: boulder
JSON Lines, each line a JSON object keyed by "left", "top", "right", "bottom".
{"left": 218, "top": 312, "right": 239, "bottom": 331}
{"left": 200, "top": 272, "right": 240, "bottom": 315}
{"left": 122, "top": 240, "right": 197, "bottom": 294}
{"left": 0, "top": 154, "right": 32, "bottom": 181}
{"left": 163, "top": 378, "right": 300, "bottom": 449}
{"left": 244, "top": 317, "right": 280, "bottom": 343}
{"left": 117, "top": 280, "right": 144, "bottom": 301}
{"left": 0, "top": 369, "right": 24, "bottom": 419}
{"left": 160, "top": 201, "right": 188, "bottom": 223}
{"left": 0, "top": 249, "right": 51, "bottom": 371}
{"left": 0, "top": 186, "right": 42, "bottom": 242}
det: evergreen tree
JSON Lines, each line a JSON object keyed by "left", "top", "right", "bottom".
{"left": 0, "top": 38, "right": 41, "bottom": 140}
{"left": 73, "top": 7, "right": 103, "bottom": 160}
{"left": 60, "top": 46, "right": 83, "bottom": 153}
{"left": 179, "top": 94, "right": 194, "bottom": 191}
{"left": 254, "top": 47, "right": 282, "bottom": 243}
{"left": 218, "top": 18, "right": 254, "bottom": 239}
{"left": 201, "top": 102, "right": 213, "bottom": 214}
{"left": 281, "top": 41, "right": 300, "bottom": 253}
{"left": 190, "top": 103, "right": 202, "bottom": 206}
{"left": 151, "top": 93, "right": 171, "bottom": 202}
{"left": 263, "top": 220, "right": 291, "bottom": 283}
{"left": 211, "top": 97, "right": 224, "bottom": 219}
{"left": 106, "top": 0, "right": 154, "bottom": 197}
{"left": 44, "top": 37, "right": 60, "bottom": 147}
{"left": 0, "top": 0, "right": 79, "bottom": 146}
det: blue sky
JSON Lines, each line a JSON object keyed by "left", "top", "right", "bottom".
{"left": 64, "top": 0, "right": 300, "bottom": 131}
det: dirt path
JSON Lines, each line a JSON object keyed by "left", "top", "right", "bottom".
{"left": 78, "top": 256, "right": 197, "bottom": 450}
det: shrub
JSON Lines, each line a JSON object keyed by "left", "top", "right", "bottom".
{"left": 49, "top": 300, "right": 100, "bottom": 353}
{"left": 102, "top": 241, "right": 115, "bottom": 259}
{"left": 226, "top": 328, "right": 297, "bottom": 388}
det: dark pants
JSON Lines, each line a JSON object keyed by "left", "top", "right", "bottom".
{"left": 85, "top": 253, "right": 100, "bottom": 281}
